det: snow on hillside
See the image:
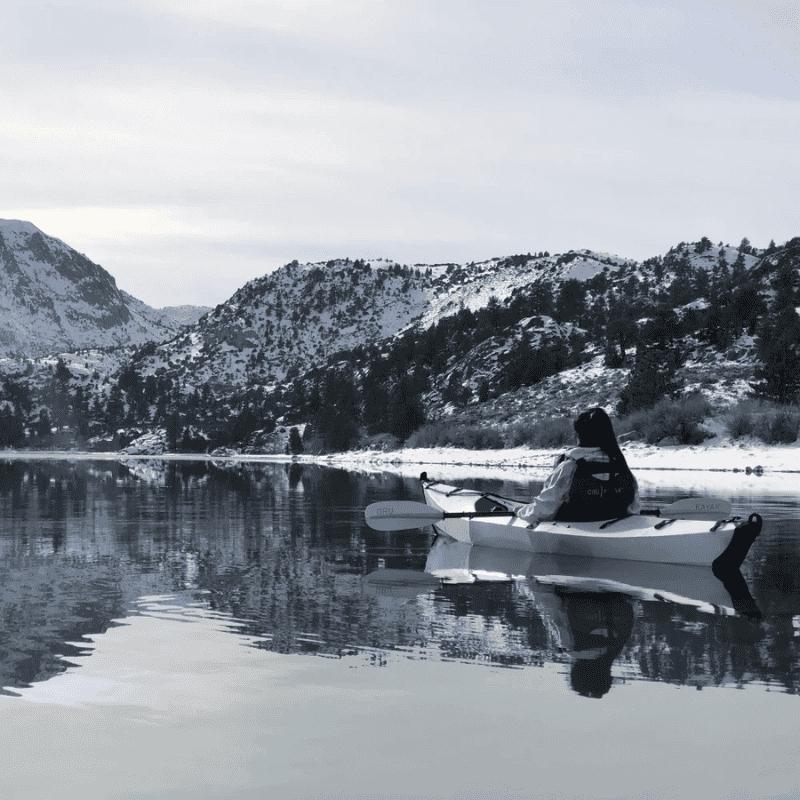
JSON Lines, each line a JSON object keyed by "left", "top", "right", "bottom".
{"left": 0, "top": 220, "right": 183, "bottom": 356}
{"left": 414, "top": 250, "right": 632, "bottom": 330}
{"left": 131, "top": 250, "right": 635, "bottom": 388}
{"left": 687, "top": 244, "right": 759, "bottom": 271}
{"left": 439, "top": 353, "right": 630, "bottom": 426}
{"left": 134, "top": 259, "right": 436, "bottom": 385}
{"left": 1, "top": 224, "right": 785, "bottom": 452}
{"left": 0, "top": 347, "right": 131, "bottom": 397}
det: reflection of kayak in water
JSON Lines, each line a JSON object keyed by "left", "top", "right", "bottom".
{"left": 423, "top": 538, "right": 759, "bottom": 618}
{"left": 421, "top": 476, "right": 762, "bottom": 568}
{"left": 362, "top": 539, "right": 760, "bottom": 697}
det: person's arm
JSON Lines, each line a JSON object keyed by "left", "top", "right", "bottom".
{"left": 515, "top": 459, "right": 576, "bottom": 524}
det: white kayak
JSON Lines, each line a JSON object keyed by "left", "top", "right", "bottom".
{"left": 421, "top": 475, "right": 762, "bottom": 568}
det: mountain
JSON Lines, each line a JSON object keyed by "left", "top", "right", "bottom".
{"left": 2, "top": 231, "right": 797, "bottom": 454}
{"left": 0, "top": 220, "right": 185, "bottom": 356}
{"left": 132, "top": 250, "right": 633, "bottom": 387}
{"left": 156, "top": 305, "right": 211, "bottom": 327}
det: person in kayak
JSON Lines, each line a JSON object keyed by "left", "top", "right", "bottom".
{"left": 515, "top": 407, "right": 640, "bottom": 525}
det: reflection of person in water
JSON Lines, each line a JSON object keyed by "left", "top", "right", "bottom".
{"left": 561, "top": 592, "right": 635, "bottom": 699}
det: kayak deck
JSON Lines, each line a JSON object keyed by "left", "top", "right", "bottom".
{"left": 420, "top": 475, "right": 761, "bottom": 568}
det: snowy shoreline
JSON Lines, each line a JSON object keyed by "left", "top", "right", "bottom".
{"left": 1, "top": 439, "right": 798, "bottom": 474}
{"left": 317, "top": 441, "right": 800, "bottom": 475}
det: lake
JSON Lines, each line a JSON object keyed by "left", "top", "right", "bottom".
{"left": 0, "top": 458, "right": 798, "bottom": 799}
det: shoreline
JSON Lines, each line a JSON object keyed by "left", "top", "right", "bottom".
{"left": 1, "top": 439, "right": 798, "bottom": 474}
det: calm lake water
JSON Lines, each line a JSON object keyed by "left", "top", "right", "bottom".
{"left": 0, "top": 458, "right": 798, "bottom": 799}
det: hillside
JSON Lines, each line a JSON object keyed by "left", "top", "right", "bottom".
{"left": 0, "top": 220, "right": 191, "bottom": 356}
{"left": 1, "top": 232, "right": 798, "bottom": 454}
{"left": 131, "top": 250, "right": 634, "bottom": 387}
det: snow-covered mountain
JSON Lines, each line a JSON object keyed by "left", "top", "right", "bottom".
{"left": 2, "top": 227, "right": 796, "bottom": 453}
{"left": 132, "top": 250, "right": 635, "bottom": 386}
{"left": 157, "top": 304, "right": 211, "bottom": 327}
{"left": 0, "top": 220, "right": 187, "bottom": 356}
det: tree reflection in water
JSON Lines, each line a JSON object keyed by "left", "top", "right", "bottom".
{"left": 0, "top": 459, "right": 796, "bottom": 699}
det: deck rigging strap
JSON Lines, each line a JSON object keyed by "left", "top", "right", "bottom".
{"left": 598, "top": 515, "right": 633, "bottom": 530}
{"left": 654, "top": 518, "right": 678, "bottom": 530}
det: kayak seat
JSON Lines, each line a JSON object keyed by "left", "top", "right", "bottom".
{"left": 475, "top": 495, "right": 513, "bottom": 514}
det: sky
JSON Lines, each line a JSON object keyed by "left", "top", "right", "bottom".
{"left": 1, "top": 1, "right": 798, "bottom": 307}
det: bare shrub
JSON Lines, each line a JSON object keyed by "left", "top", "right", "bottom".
{"left": 505, "top": 417, "right": 574, "bottom": 448}
{"left": 754, "top": 410, "right": 800, "bottom": 444}
{"left": 616, "top": 394, "right": 711, "bottom": 445}
{"left": 726, "top": 405, "right": 755, "bottom": 439}
{"left": 725, "top": 400, "right": 800, "bottom": 444}
{"left": 406, "top": 422, "right": 504, "bottom": 449}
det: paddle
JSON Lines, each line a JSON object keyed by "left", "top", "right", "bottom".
{"left": 364, "top": 498, "right": 733, "bottom": 532}
{"left": 365, "top": 500, "right": 514, "bottom": 531}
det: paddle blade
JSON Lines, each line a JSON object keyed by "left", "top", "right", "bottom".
{"left": 364, "top": 501, "right": 443, "bottom": 531}
{"left": 660, "top": 498, "right": 732, "bottom": 520}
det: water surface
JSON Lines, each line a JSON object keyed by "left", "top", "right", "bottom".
{"left": 0, "top": 459, "right": 798, "bottom": 799}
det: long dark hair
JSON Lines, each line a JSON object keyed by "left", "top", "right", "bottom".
{"left": 573, "top": 408, "right": 627, "bottom": 466}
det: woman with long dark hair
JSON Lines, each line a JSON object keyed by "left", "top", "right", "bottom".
{"left": 516, "top": 408, "right": 640, "bottom": 524}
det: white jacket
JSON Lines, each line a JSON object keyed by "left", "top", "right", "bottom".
{"left": 515, "top": 446, "right": 640, "bottom": 524}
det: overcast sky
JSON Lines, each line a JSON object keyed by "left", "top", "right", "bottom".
{"left": 1, "top": 1, "right": 798, "bottom": 307}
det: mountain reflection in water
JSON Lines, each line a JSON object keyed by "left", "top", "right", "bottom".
{"left": 0, "top": 458, "right": 798, "bottom": 699}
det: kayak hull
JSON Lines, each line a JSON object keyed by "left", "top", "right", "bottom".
{"left": 421, "top": 477, "right": 761, "bottom": 567}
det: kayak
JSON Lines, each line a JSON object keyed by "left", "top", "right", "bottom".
{"left": 420, "top": 474, "right": 762, "bottom": 568}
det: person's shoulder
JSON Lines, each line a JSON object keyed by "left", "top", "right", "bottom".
{"left": 563, "top": 446, "right": 607, "bottom": 462}
{"left": 552, "top": 448, "right": 578, "bottom": 467}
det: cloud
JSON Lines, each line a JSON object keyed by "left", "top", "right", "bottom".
{"left": 1, "top": 1, "right": 798, "bottom": 306}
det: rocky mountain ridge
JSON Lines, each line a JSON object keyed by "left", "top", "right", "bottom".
{"left": 0, "top": 220, "right": 205, "bottom": 356}
{"left": 130, "top": 249, "right": 640, "bottom": 387}
{"left": 1, "top": 223, "right": 798, "bottom": 454}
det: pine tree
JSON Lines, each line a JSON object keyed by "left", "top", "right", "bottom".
{"left": 287, "top": 426, "right": 304, "bottom": 454}
{"left": 166, "top": 413, "right": 180, "bottom": 451}
{"left": 506, "top": 332, "right": 535, "bottom": 389}
{"left": 555, "top": 279, "right": 586, "bottom": 322}
{"left": 752, "top": 248, "right": 800, "bottom": 402}
{"left": 603, "top": 337, "right": 625, "bottom": 368}
{"left": 0, "top": 407, "right": 25, "bottom": 446}
{"left": 617, "top": 344, "right": 682, "bottom": 414}
{"left": 49, "top": 358, "right": 73, "bottom": 426}
{"left": 36, "top": 409, "right": 52, "bottom": 441}
{"left": 362, "top": 367, "right": 390, "bottom": 434}
{"left": 231, "top": 407, "right": 260, "bottom": 442}
{"left": 693, "top": 267, "right": 710, "bottom": 298}
{"left": 752, "top": 309, "right": 800, "bottom": 403}
{"left": 386, "top": 376, "right": 424, "bottom": 440}
{"left": 314, "top": 371, "right": 359, "bottom": 451}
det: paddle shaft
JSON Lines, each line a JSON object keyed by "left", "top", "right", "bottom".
{"left": 442, "top": 510, "right": 516, "bottom": 519}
